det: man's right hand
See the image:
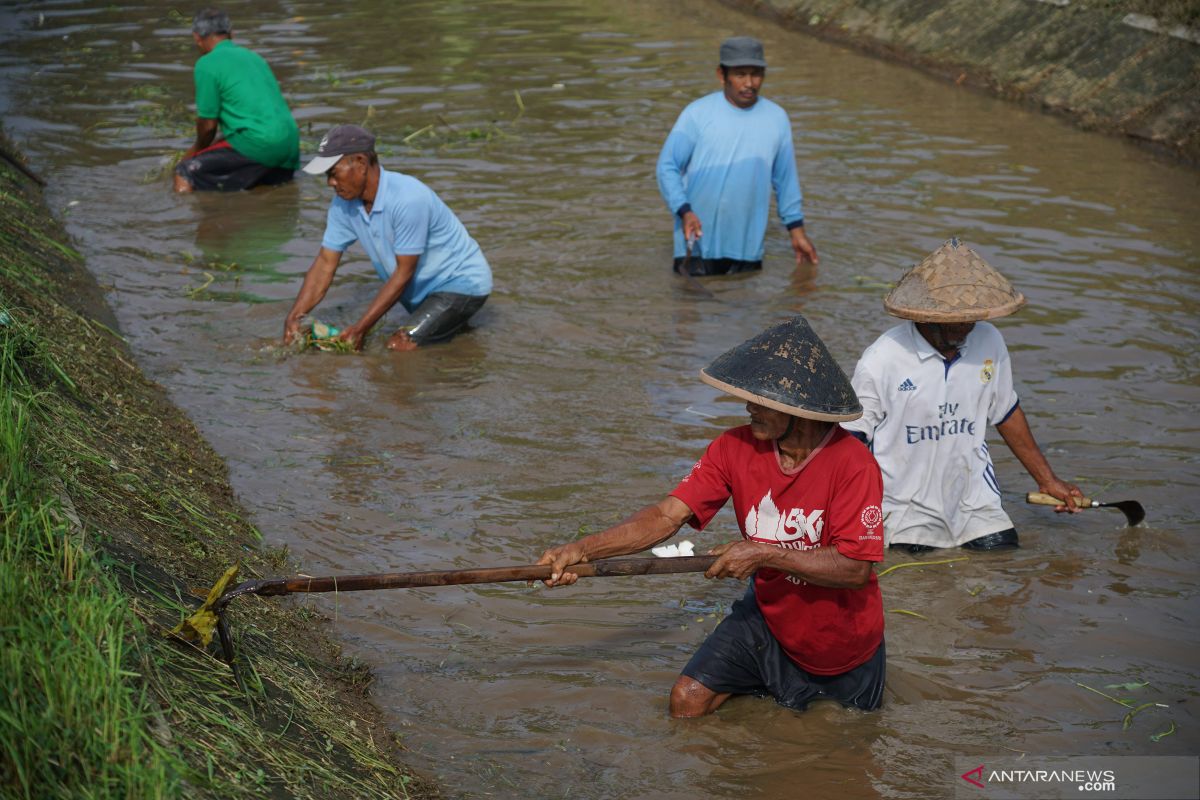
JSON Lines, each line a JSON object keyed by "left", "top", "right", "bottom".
{"left": 1038, "top": 476, "right": 1083, "bottom": 513}
{"left": 681, "top": 211, "right": 702, "bottom": 246}
{"left": 337, "top": 324, "right": 366, "bottom": 352}
{"left": 283, "top": 315, "right": 303, "bottom": 345}
{"left": 536, "top": 542, "right": 589, "bottom": 588}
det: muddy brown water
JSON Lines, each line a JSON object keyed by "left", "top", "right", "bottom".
{"left": 2, "top": 1, "right": 1198, "bottom": 797}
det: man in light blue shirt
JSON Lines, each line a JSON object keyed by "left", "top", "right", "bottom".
{"left": 656, "top": 37, "right": 818, "bottom": 276}
{"left": 283, "top": 125, "right": 492, "bottom": 351}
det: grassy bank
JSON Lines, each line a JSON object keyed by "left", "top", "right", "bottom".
{"left": 0, "top": 140, "right": 435, "bottom": 797}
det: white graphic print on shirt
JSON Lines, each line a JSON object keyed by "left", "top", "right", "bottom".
{"left": 744, "top": 490, "right": 824, "bottom": 550}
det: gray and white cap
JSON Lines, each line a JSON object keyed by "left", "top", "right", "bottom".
{"left": 302, "top": 125, "right": 376, "bottom": 175}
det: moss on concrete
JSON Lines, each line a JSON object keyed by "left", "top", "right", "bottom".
{"left": 725, "top": 0, "right": 1200, "bottom": 162}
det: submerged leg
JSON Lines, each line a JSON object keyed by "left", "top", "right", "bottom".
{"left": 669, "top": 675, "right": 731, "bottom": 718}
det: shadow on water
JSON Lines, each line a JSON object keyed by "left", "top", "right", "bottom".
{"left": 0, "top": 0, "right": 1197, "bottom": 797}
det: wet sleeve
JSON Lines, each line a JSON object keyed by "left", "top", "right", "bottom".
{"left": 391, "top": 192, "right": 430, "bottom": 256}
{"left": 320, "top": 201, "right": 357, "bottom": 252}
{"left": 193, "top": 60, "right": 220, "bottom": 120}
{"left": 826, "top": 456, "right": 885, "bottom": 563}
{"left": 669, "top": 435, "right": 733, "bottom": 531}
{"left": 771, "top": 114, "right": 803, "bottom": 227}
{"left": 987, "top": 339, "right": 1020, "bottom": 426}
{"left": 840, "top": 352, "right": 882, "bottom": 442}
{"left": 656, "top": 110, "right": 696, "bottom": 216}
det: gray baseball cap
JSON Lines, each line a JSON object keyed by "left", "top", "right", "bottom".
{"left": 719, "top": 36, "right": 766, "bottom": 68}
{"left": 302, "top": 125, "right": 377, "bottom": 175}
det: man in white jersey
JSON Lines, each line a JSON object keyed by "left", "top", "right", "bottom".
{"left": 842, "top": 239, "right": 1082, "bottom": 553}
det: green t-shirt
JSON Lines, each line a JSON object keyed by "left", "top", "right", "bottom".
{"left": 193, "top": 39, "right": 300, "bottom": 170}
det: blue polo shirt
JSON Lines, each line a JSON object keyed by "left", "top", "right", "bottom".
{"left": 321, "top": 167, "right": 492, "bottom": 311}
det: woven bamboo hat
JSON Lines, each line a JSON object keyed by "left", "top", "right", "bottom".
{"left": 699, "top": 316, "right": 862, "bottom": 422}
{"left": 884, "top": 238, "right": 1026, "bottom": 323}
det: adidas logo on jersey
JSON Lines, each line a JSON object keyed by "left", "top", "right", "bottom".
{"left": 898, "top": 378, "right": 916, "bottom": 391}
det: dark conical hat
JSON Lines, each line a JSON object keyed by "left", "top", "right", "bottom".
{"left": 884, "top": 238, "right": 1026, "bottom": 323}
{"left": 699, "top": 316, "right": 862, "bottom": 422}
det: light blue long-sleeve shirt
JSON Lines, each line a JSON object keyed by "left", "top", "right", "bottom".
{"left": 656, "top": 92, "right": 804, "bottom": 261}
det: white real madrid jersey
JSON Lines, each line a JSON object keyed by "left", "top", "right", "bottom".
{"left": 842, "top": 321, "right": 1020, "bottom": 548}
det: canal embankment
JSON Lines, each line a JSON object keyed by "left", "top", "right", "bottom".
{"left": 0, "top": 132, "right": 434, "bottom": 799}
{"left": 725, "top": 0, "right": 1200, "bottom": 162}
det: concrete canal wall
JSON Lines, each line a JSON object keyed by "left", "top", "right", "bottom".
{"left": 725, "top": 0, "right": 1200, "bottom": 162}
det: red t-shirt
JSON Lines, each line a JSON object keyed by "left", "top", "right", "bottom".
{"left": 670, "top": 425, "right": 885, "bottom": 675}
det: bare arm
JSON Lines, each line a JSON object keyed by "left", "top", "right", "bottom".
{"left": 996, "top": 405, "right": 1082, "bottom": 511}
{"left": 537, "top": 496, "right": 695, "bottom": 586}
{"left": 183, "top": 117, "right": 219, "bottom": 159}
{"left": 283, "top": 247, "right": 344, "bottom": 344}
{"left": 337, "top": 254, "right": 419, "bottom": 350}
{"left": 705, "top": 539, "right": 871, "bottom": 588}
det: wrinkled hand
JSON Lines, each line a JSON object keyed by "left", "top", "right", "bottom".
{"left": 1040, "top": 477, "right": 1083, "bottom": 513}
{"left": 790, "top": 227, "right": 819, "bottom": 266}
{"left": 536, "top": 542, "right": 589, "bottom": 588}
{"left": 705, "top": 540, "right": 773, "bottom": 581}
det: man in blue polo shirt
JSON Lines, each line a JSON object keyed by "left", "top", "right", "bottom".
{"left": 656, "top": 36, "right": 818, "bottom": 275}
{"left": 282, "top": 125, "right": 492, "bottom": 351}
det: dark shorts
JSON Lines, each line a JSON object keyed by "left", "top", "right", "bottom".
{"left": 681, "top": 585, "right": 886, "bottom": 712}
{"left": 175, "top": 141, "right": 294, "bottom": 192}
{"left": 402, "top": 292, "right": 488, "bottom": 345}
{"left": 889, "top": 527, "right": 1019, "bottom": 554}
{"left": 672, "top": 256, "right": 762, "bottom": 276}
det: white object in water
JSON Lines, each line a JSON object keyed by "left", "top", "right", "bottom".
{"left": 651, "top": 540, "right": 695, "bottom": 558}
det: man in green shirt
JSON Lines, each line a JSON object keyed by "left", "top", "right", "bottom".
{"left": 174, "top": 8, "right": 300, "bottom": 192}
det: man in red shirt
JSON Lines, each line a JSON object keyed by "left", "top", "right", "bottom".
{"left": 538, "top": 316, "right": 886, "bottom": 717}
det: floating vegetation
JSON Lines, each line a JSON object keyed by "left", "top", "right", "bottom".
{"left": 1122, "top": 701, "right": 1169, "bottom": 731}
{"left": 877, "top": 556, "right": 968, "bottom": 579}
{"left": 317, "top": 89, "right": 529, "bottom": 154}
{"left": 184, "top": 271, "right": 215, "bottom": 298}
{"left": 140, "top": 150, "right": 185, "bottom": 184}
{"left": 851, "top": 275, "right": 894, "bottom": 290}
{"left": 1150, "top": 721, "right": 1176, "bottom": 742}
{"left": 1076, "top": 680, "right": 1136, "bottom": 707}
{"left": 303, "top": 319, "right": 356, "bottom": 353}
{"left": 1076, "top": 680, "right": 1176, "bottom": 742}
{"left": 888, "top": 608, "right": 928, "bottom": 620}
{"left": 180, "top": 251, "right": 242, "bottom": 272}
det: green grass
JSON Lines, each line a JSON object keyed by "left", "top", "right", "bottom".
{"left": 0, "top": 318, "right": 180, "bottom": 798}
